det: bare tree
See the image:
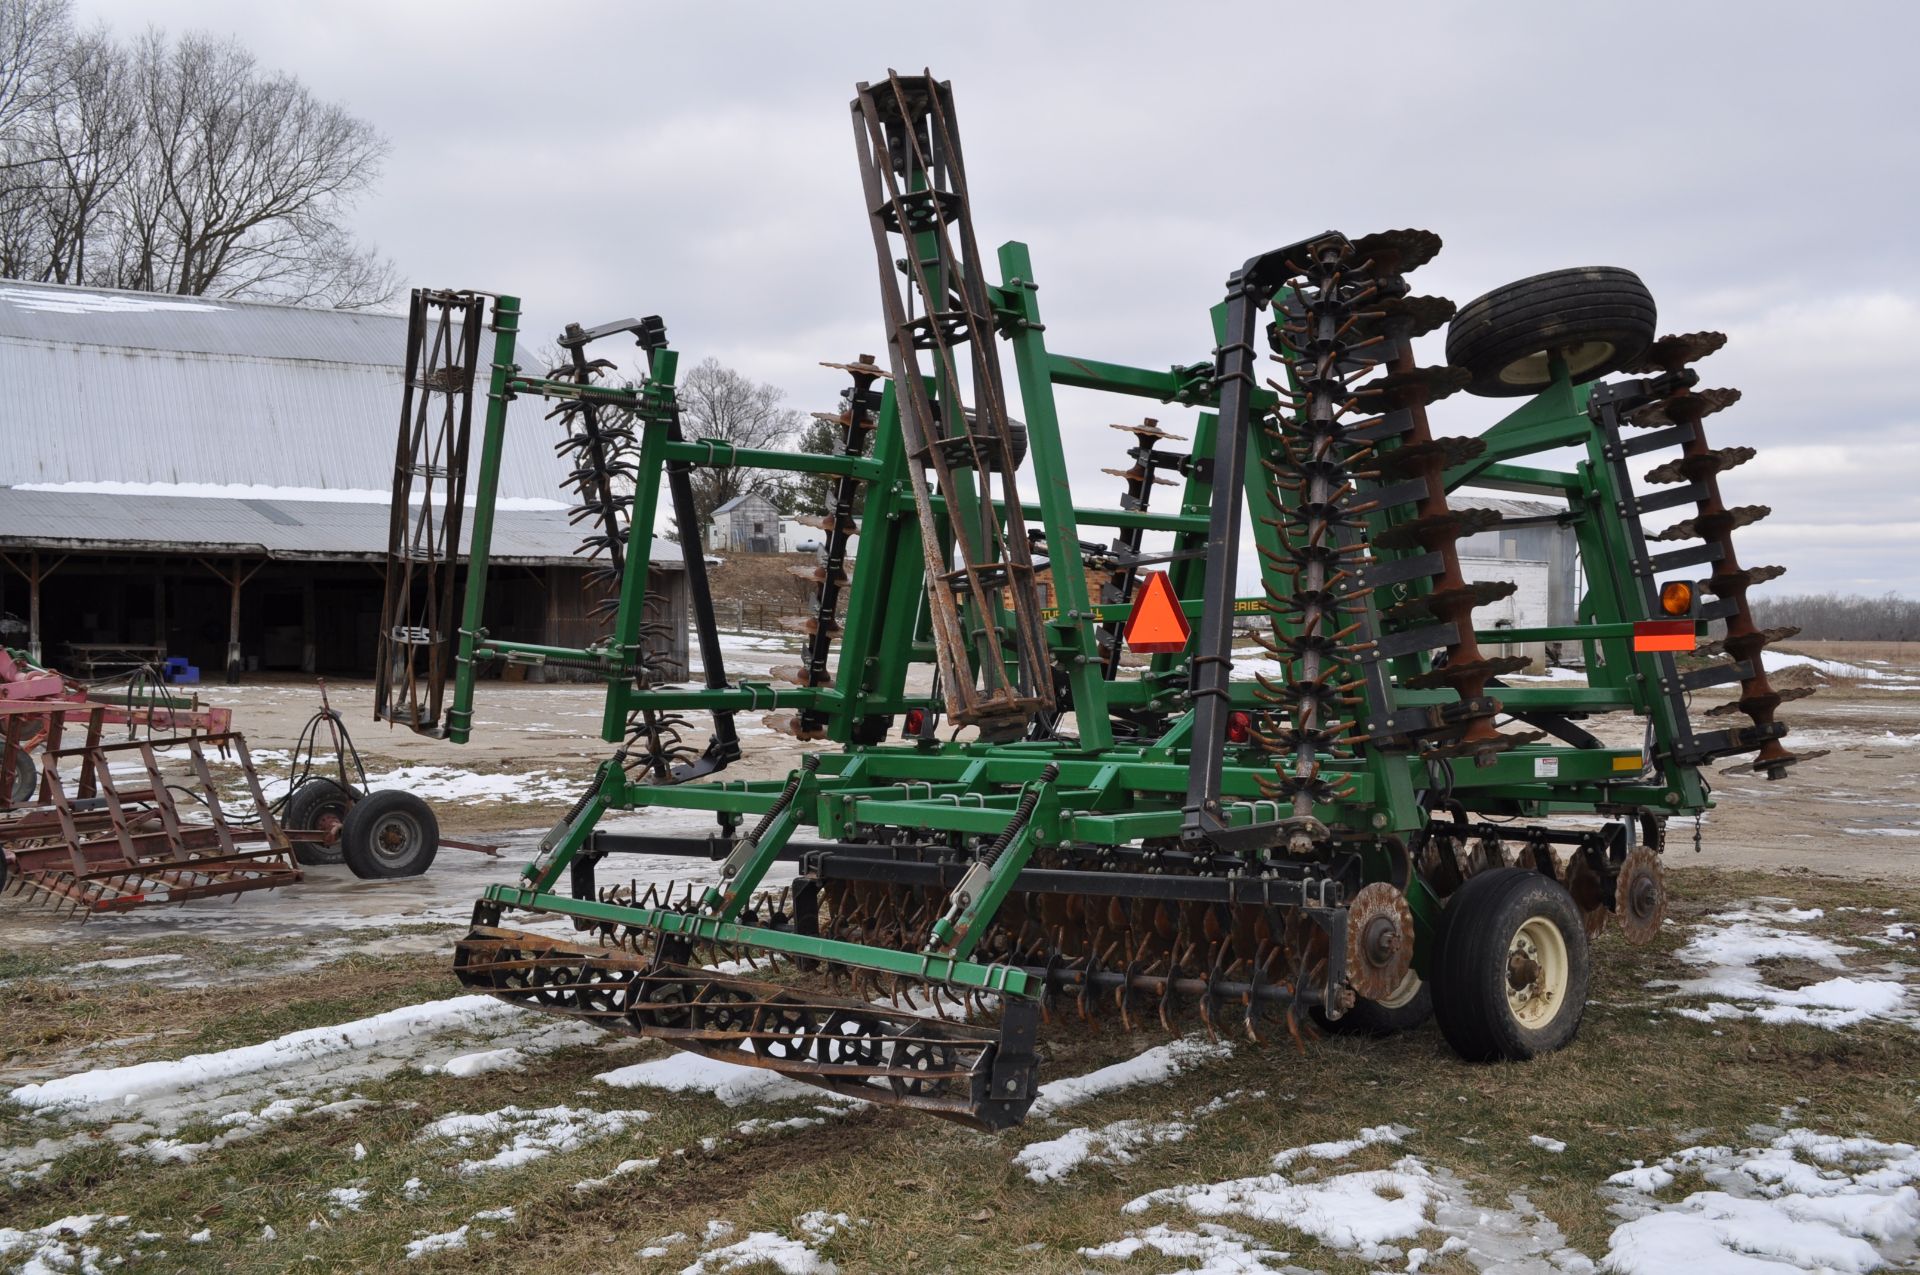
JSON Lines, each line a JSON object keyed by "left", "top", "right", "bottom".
{"left": 0, "top": 0, "right": 68, "bottom": 276}
{"left": 0, "top": 2, "right": 396, "bottom": 308}
{"left": 675, "top": 357, "right": 804, "bottom": 538}
{"left": 1750, "top": 592, "right": 1920, "bottom": 643}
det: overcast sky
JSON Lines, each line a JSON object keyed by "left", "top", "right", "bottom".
{"left": 78, "top": 0, "right": 1920, "bottom": 596}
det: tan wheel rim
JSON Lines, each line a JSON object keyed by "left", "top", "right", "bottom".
{"left": 1506, "top": 916, "right": 1569, "bottom": 1029}
{"left": 1374, "top": 969, "right": 1423, "bottom": 1011}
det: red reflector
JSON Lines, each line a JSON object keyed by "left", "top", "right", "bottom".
{"left": 904, "top": 708, "right": 926, "bottom": 735}
{"left": 1123, "top": 571, "right": 1191, "bottom": 655}
{"left": 1633, "top": 619, "right": 1696, "bottom": 653}
{"left": 1226, "top": 711, "right": 1252, "bottom": 744}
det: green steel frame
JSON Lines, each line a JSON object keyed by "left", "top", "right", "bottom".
{"left": 429, "top": 235, "right": 1709, "bottom": 997}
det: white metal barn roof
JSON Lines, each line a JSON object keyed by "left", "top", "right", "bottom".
{"left": 0, "top": 488, "right": 683, "bottom": 567}
{"left": 0, "top": 279, "right": 573, "bottom": 499}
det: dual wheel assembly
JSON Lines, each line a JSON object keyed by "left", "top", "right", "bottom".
{"left": 1324, "top": 869, "right": 1593, "bottom": 1061}
{"left": 282, "top": 779, "right": 440, "bottom": 879}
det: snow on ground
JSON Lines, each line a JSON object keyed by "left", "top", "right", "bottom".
{"left": 669, "top": 1211, "right": 861, "bottom": 1274}
{"left": 596, "top": 1049, "right": 864, "bottom": 1110}
{"left": 1765, "top": 652, "right": 1913, "bottom": 683}
{"left": 1652, "top": 902, "right": 1913, "bottom": 1030}
{"left": 1027, "top": 1035, "right": 1232, "bottom": 1118}
{"left": 1099, "top": 1123, "right": 1595, "bottom": 1273}
{"left": 1602, "top": 1126, "right": 1920, "bottom": 1273}
{"left": 1016, "top": 1117, "right": 1196, "bottom": 1185}
{"left": 1, "top": 994, "right": 606, "bottom": 1183}
{"left": 7, "top": 995, "right": 518, "bottom": 1115}
{"left": 0, "top": 1212, "right": 121, "bottom": 1275}
{"left": 417, "top": 1103, "right": 654, "bottom": 1174}
{"left": 67, "top": 954, "right": 186, "bottom": 973}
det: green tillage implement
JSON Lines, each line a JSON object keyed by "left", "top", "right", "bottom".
{"left": 379, "top": 72, "right": 1816, "bottom": 1130}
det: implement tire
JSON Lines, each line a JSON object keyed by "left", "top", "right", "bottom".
{"left": 285, "top": 777, "right": 353, "bottom": 866}
{"left": 1313, "top": 971, "right": 1433, "bottom": 1036}
{"left": 341, "top": 789, "right": 439, "bottom": 879}
{"left": 1446, "top": 267, "right": 1656, "bottom": 397}
{"left": 1430, "top": 868, "right": 1589, "bottom": 1062}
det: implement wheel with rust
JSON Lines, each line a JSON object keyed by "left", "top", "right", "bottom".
{"left": 341, "top": 789, "right": 439, "bottom": 879}
{"left": 1430, "top": 868, "right": 1589, "bottom": 1061}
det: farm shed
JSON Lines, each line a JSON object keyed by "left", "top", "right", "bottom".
{"left": 0, "top": 279, "right": 685, "bottom": 681}
{"left": 1456, "top": 495, "right": 1582, "bottom": 669}
{"left": 708, "top": 492, "right": 783, "bottom": 554}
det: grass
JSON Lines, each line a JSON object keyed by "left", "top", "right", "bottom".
{"left": 0, "top": 866, "right": 1915, "bottom": 1273}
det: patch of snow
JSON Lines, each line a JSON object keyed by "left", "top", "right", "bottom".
{"left": 1079, "top": 1222, "right": 1293, "bottom": 1274}
{"left": 1115, "top": 1125, "right": 1592, "bottom": 1272}
{"left": 471, "top": 1207, "right": 516, "bottom": 1222}
{"left": 401, "top": 1177, "right": 427, "bottom": 1201}
{"left": 1016, "top": 1118, "right": 1194, "bottom": 1184}
{"left": 679, "top": 1216, "right": 852, "bottom": 1275}
{"left": 1653, "top": 904, "right": 1913, "bottom": 1030}
{"left": 1127, "top": 1155, "right": 1438, "bottom": 1261}
{"left": 405, "top": 1225, "right": 470, "bottom": 1260}
{"left": 0, "top": 1213, "right": 107, "bottom": 1275}
{"left": 1532, "top": 1135, "right": 1569, "bottom": 1153}
{"left": 421, "top": 1047, "right": 527, "bottom": 1078}
{"left": 8, "top": 995, "right": 517, "bottom": 1113}
{"left": 1763, "top": 652, "right": 1890, "bottom": 680}
{"left": 1843, "top": 827, "right": 1920, "bottom": 838}
{"left": 596, "top": 1050, "right": 859, "bottom": 1108}
{"left": 327, "top": 1186, "right": 369, "bottom": 1213}
{"left": 1602, "top": 1126, "right": 1920, "bottom": 1273}
{"left": 417, "top": 1103, "right": 653, "bottom": 1174}
{"left": 1028, "top": 1035, "right": 1232, "bottom": 1118}
{"left": 188, "top": 1229, "right": 211, "bottom": 1243}
{"left": 574, "top": 1157, "right": 659, "bottom": 1193}
{"left": 68, "top": 954, "right": 187, "bottom": 972}
{"left": 1269, "top": 1123, "right": 1407, "bottom": 1170}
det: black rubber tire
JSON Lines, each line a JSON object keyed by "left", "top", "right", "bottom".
{"left": 1430, "top": 868, "right": 1590, "bottom": 1062}
{"left": 1445, "top": 267, "right": 1656, "bottom": 397}
{"left": 341, "top": 789, "right": 439, "bottom": 879}
{"left": 8, "top": 744, "right": 36, "bottom": 803}
{"left": 1313, "top": 973, "right": 1433, "bottom": 1036}
{"left": 284, "top": 778, "right": 353, "bottom": 866}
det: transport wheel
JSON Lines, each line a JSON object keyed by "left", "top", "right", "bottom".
{"left": 1445, "top": 267, "right": 1656, "bottom": 397}
{"left": 341, "top": 789, "right": 439, "bottom": 879}
{"left": 1313, "top": 971, "right": 1434, "bottom": 1036}
{"left": 8, "top": 744, "right": 36, "bottom": 803}
{"left": 284, "top": 777, "right": 354, "bottom": 866}
{"left": 1430, "top": 868, "right": 1589, "bottom": 1061}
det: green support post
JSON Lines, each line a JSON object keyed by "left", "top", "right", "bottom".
{"left": 996, "top": 242, "right": 1112, "bottom": 749}
{"left": 445, "top": 295, "right": 521, "bottom": 745}
{"left": 598, "top": 350, "right": 674, "bottom": 743}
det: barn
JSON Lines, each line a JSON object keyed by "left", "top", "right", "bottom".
{"left": 0, "top": 279, "right": 686, "bottom": 683}
{"left": 708, "top": 492, "right": 783, "bottom": 554}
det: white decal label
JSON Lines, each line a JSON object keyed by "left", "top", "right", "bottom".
{"left": 1533, "top": 756, "right": 1560, "bottom": 778}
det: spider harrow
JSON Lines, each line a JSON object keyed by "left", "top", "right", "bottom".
{"left": 386, "top": 72, "right": 1813, "bottom": 1130}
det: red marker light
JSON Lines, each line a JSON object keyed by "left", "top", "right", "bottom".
{"left": 904, "top": 708, "right": 926, "bottom": 736}
{"left": 1226, "top": 710, "right": 1252, "bottom": 744}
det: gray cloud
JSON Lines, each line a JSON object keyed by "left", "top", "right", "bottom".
{"left": 76, "top": 0, "right": 1920, "bottom": 593}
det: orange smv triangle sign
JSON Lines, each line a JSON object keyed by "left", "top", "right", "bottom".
{"left": 1122, "top": 571, "right": 1191, "bottom": 655}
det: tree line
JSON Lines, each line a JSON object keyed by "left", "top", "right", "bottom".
{"left": 0, "top": 0, "right": 394, "bottom": 308}
{"left": 1750, "top": 592, "right": 1920, "bottom": 642}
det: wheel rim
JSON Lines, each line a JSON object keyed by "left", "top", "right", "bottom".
{"left": 1374, "top": 969, "right": 1423, "bottom": 1011}
{"left": 1505, "top": 916, "right": 1569, "bottom": 1029}
{"left": 1497, "top": 340, "right": 1616, "bottom": 388}
{"left": 368, "top": 812, "right": 421, "bottom": 865}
